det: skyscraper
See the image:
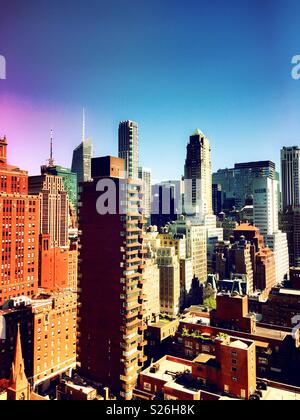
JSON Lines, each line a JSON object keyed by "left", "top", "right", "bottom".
{"left": 77, "top": 156, "right": 146, "bottom": 400}
{"left": 281, "top": 146, "right": 300, "bottom": 211}
{"left": 213, "top": 161, "right": 279, "bottom": 211}
{"left": 44, "top": 166, "right": 77, "bottom": 210}
{"left": 0, "top": 137, "right": 40, "bottom": 306}
{"left": 118, "top": 120, "right": 139, "bottom": 179}
{"left": 29, "top": 173, "right": 69, "bottom": 290}
{"left": 184, "top": 129, "right": 213, "bottom": 219}
{"left": 253, "top": 177, "right": 289, "bottom": 283}
{"left": 138, "top": 167, "right": 151, "bottom": 220}
{"left": 71, "top": 110, "right": 93, "bottom": 184}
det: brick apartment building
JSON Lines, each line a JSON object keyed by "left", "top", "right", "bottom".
{"left": 77, "top": 156, "right": 147, "bottom": 400}
{"left": 136, "top": 335, "right": 256, "bottom": 400}
{"left": 0, "top": 137, "right": 40, "bottom": 306}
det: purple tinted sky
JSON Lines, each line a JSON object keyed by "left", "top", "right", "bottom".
{"left": 0, "top": 0, "right": 300, "bottom": 181}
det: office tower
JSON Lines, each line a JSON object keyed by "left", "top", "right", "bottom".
{"left": 138, "top": 167, "right": 151, "bottom": 221}
{"left": 151, "top": 180, "right": 183, "bottom": 229}
{"left": 43, "top": 166, "right": 77, "bottom": 211}
{"left": 118, "top": 120, "right": 139, "bottom": 179}
{"left": 280, "top": 206, "right": 300, "bottom": 268}
{"left": 184, "top": 129, "right": 213, "bottom": 218}
{"left": 253, "top": 177, "right": 289, "bottom": 283}
{"left": 169, "top": 218, "right": 207, "bottom": 283}
{"left": 0, "top": 137, "right": 40, "bottom": 306}
{"left": 29, "top": 173, "right": 69, "bottom": 290}
{"left": 71, "top": 110, "right": 93, "bottom": 184}
{"left": 213, "top": 161, "right": 279, "bottom": 211}
{"left": 157, "top": 247, "right": 180, "bottom": 318}
{"left": 77, "top": 156, "right": 146, "bottom": 400}
{"left": 253, "top": 177, "right": 279, "bottom": 236}
{"left": 281, "top": 146, "right": 300, "bottom": 211}
{"left": 29, "top": 174, "right": 69, "bottom": 248}
{"left": 212, "top": 183, "right": 222, "bottom": 215}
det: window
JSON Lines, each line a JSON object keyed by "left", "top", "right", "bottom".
{"left": 143, "top": 382, "right": 151, "bottom": 391}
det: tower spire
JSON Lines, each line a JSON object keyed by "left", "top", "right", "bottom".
{"left": 48, "top": 129, "right": 55, "bottom": 167}
{"left": 82, "top": 107, "right": 86, "bottom": 143}
{"left": 7, "top": 323, "right": 31, "bottom": 400}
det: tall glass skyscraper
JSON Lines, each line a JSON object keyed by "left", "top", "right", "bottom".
{"left": 71, "top": 139, "right": 93, "bottom": 184}
{"left": 281, "top": 146, "right": 300, "bottom": 211}
{"left": 118, "top": 120, "right": 139, "bottom": 179}
{"left": 184, "top": 129, "right": 213, "bottom": 218}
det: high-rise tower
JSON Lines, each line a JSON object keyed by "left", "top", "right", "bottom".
{"left": 71, "top": 109, "right": 93, "bottom": 184}
{"left": 184, "top": 129, "right": 213, "bottom": 219}
{"left": 281, "top": 146, "right": 300, "bottom": 211}
{"left": 118, "top": 121, "right": 139, "bottom": 179}
{"left": 77, "top": 156, "right": 146, "bottom": 400}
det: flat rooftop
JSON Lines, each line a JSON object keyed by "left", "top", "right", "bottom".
{"left": 143, "top": 357, "right": 192, "bottom": 383}
{"left": 263, "top": 387, "right": 300, "bottom": 401}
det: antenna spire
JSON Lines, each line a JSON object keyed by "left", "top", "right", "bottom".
{"left": 48, "top": 129, "right": 55, "bottom": 167}
{"left": 82, "top": 107, "right": 86, "bottom": 142}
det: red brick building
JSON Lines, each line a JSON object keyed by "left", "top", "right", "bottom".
{"left": 0, "top": 137, "right": 40, "bottom": 306}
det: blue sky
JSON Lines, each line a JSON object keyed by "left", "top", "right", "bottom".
{"left": 0, "top": 0, "right": 299, "bottom": 181}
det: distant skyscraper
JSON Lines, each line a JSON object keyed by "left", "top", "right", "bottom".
{"left": 151, "top": 180, "right": 183, "bottom": 229}
{"left": 138, "top": 167, "right": 151, "bottom": 220}
{"left": 212, "top": 183, "right": 222, "bottom": 215}
{"left": 71, "top": 109, "right": 93, "bottom": 184}
{"left": 184, "top": 129, "right": 213, "bottom": 219}
{"left": 44, "top": 165, "right": 77, "bottom": 210}
{"left": 253, "top": 177, "right": 289, "bottom": 283}
{"left": 213, "top": 161, "right": 279, "bottom": 211}
{"left": 29, "top": 174, "right": 69, "bottom": 248}
{"left": 281, "top": 146, "right": 300, "bottom": 211}
{"left": 253, "top": 177, "right": 279, "bottom": 237}
{"left": 118, "top": 120, "right": 139, "bottom": 179}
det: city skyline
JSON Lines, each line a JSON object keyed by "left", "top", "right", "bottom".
{"left": 0, "top": 0, "right": 300, "bottom": 180}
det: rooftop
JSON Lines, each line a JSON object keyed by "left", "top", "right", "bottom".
{"left": 142, "top": 356, "right": 192, "bottom": 383}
